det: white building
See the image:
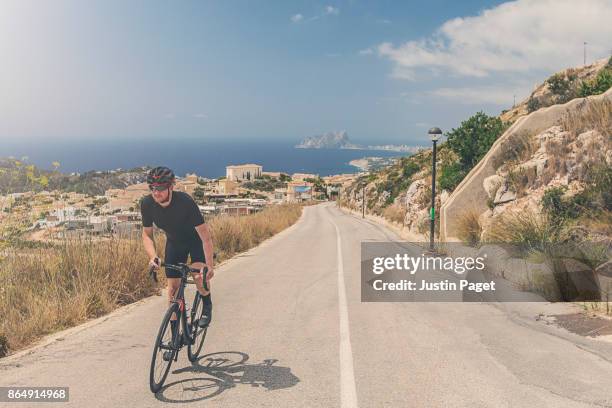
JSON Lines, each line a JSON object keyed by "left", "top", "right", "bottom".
{"left": 226, "top": 164, "right": 262, "bottom": 182}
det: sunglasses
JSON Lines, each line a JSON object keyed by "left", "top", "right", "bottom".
{"left": 149, "top": 184, "right": 170, "bottom": 192}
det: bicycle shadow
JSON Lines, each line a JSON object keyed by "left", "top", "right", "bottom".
{"left": 155, "top": 351, "right": 300, "bottom": 403}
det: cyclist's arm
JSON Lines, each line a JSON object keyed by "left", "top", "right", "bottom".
{"left": 195, "top": 223, "right": 214, "bottom": 270}
{"left": 142, "top": 226, "right": 157, "bottom": 260}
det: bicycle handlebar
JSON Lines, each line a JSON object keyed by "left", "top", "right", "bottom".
{"left": 149, "top": 261, "right": 209, "bottom": 291}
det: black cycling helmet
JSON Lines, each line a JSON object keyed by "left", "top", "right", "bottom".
{"left": 147, "top": 166, "right": 175, "bottom": 186}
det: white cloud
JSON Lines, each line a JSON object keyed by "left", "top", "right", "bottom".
{"left": 358, "top": 48, "right": 373, "bottom": 55}
{"left": 377, "top": 19, "right": 391, "bottom": 24}
{"left": 325, "top": 6, "right": 339, "bottom": 15}
{"left": 378, "top": 0, "right": 612, "bottom": 79}
{"left": 163, "top": 113, "right": 176, "bottom": 119}
{"left": 428, "top": 83, "right": 533, "bottom": 105}
{"left": 193, "top": 113, "right": 207, "bottom": 119}
{"left": 390, "top": 66, "right": 415, "bottom": 81}
{"left": 296, "top": 6, "right": 339, "bottom": 23}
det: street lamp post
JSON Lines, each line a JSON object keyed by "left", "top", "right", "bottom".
{"left": 362, "top": 184, "right": 365, "bottom": 218}
{"left": 428, "top": 127, "right": 442, "bottom": 252}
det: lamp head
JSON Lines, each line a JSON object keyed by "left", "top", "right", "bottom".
{"left": 428, "top": 127, "right": 442, "bottom": 142}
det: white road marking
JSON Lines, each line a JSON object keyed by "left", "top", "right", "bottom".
{"left": 331, "top": 219, "right": 359, "bottom": 408}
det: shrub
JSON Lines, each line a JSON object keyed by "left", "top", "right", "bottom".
{"left": 578, "top": 165, "right": 612, "bottom": 213}
{"left": 547, "top": 72, "right": 578, "bottom": 103}
{"left": 445, "top": 112, "right": 507, "bottom": 171}
{"left": 541, "top": 187, "right": 579, "bottom": 225}
{"left": 527, "top": 96, "right": 541, "bottom": 113}
{"left": 384, "top": 195, "right": 394, "bottom": 207}
{"left": 579, "top": 66, "right": 612, "bottom": 97}
{"left": 456, "top": 210, "right": 482, "bottom": 247}
{"left": 438, "top": 163, "right": 466, "bottom": 191}
{"left": 402, "top": 161, "right": 420, "bottom": 179}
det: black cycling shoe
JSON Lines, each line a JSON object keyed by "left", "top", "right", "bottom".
{"left": 198, "top": 304, "right": 212, "bottom": 328}
{"left": 162, "top": 350, "right": 173, "bottom": 362}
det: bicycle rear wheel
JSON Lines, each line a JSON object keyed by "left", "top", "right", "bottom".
{"left": 187, "top": 294, "right": 208, "bottom": 362}
{"left": 150, "top": 303, "right": 180, "bottom": 393}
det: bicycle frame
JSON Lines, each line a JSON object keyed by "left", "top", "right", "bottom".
{"left": 151, "top": 262, "right": 209, "bottom": 354}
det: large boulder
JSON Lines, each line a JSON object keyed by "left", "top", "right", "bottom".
{"left": 483, "top": 175, "right": 504, "bottom": 199}
{"left": 596, "top": 260, "right": 612, "bottom": 301}
{"left": 563, "top": 258, "right": 600, "bottom": 300}
{"left": 404, "top": 179, "right": 426, "bottom": 207}
{"left": 494, "top": 184, "right": 517, "bottom": 204}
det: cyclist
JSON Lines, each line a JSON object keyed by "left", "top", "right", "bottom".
{"left": 141, "top": 166, "right": 214, "bottom": 342}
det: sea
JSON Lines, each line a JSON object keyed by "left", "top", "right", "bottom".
{"left": 2, "top": 139, "right": 407, "bottom": 178}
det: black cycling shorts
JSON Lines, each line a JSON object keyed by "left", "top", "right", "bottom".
{"left": 164, "top": 239, "right": 206, "bottom": 278}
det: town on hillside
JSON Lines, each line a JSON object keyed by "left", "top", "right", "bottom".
{"left": 0, "top": 163, "right": 359, "bottom": 242}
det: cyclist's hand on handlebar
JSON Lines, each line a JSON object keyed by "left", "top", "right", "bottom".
{"left": 149, "top": 256, "right": 161, "bottom": 269}
{"left": 199, "top": 266, "right": 214, "bottom": 281}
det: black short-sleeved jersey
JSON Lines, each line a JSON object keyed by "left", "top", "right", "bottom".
{"left": 140, "top": 191, "right": 205, "bottom": 243}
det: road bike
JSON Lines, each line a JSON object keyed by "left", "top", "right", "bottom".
{"left": 149, "top": 261, "right": 209, "bottom": 393}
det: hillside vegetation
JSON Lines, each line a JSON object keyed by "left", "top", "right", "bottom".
{"left": 340, "top": 57, "right": 612, "bottom": 244}
{"left": 339, "top": 111, "right": 507, "bottom": 236}
{"left": 0, "top": 203, "right": 303, "bottom": 358}
{"left": 0, "top": 158, "right": 148, "bottom": 195}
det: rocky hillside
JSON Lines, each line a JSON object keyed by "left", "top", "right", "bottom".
{"left": 340, "top": 57, "right": 612, "bottom": 242}
{"left": 477, "top": 98, "right": 611, "bottom": 244}
{"left": 0, "top": 158, "right": 149, "bottom": 195}
{"left": 501, "top": 57, "right": 611, "bottom": 123}
{"left": 340, "top": 145, "right": 456, "bottom": 236}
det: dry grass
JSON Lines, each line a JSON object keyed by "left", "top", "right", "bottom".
{"left": 0, "top": 203, "right": 303, "bottom": 357}
{"left": 560, "top": 97, "right": 612, "bottom": 137}
{"left": 492, "top": 131, "right": 538, "bottom": 170}
{"left": 209, "top": 203, "right": 302, "bottom": 261}
{"left": 483, "top": 211, "right": 564, "bottom": 252}
{"left": 576, "top": 211, "right": 612, "bottom": 237}
{"left": 0, "top": 237, "right": 155, "bottom": 357}
{"left": 456, "top": 209, "right": 483, "bottom": 247}
{"left": 382, "top": 205, "right": 405, "bottom": 225}
{"left": 538, "top": 136, "right": 569, "bottom": 186}
{"left": 506, "top": 166, "right": 536, "bottom": 198}
{"left": 579, "top": 301, "right": 612, "bottom": 316}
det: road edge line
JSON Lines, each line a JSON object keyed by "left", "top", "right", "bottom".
{"left": 331, "top": 218, "right": 359, "bottom": 408}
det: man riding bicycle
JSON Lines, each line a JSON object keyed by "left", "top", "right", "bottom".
{"left": 141, "top": 166, "right": 214, "bottom": 339}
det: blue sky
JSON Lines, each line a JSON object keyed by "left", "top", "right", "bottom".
{"left": 1, "top": 0, "right": 611, "bottom": 147}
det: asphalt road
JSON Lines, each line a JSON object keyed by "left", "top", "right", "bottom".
{"left": 2, "top": 203, "right": 612, "bottom": 407}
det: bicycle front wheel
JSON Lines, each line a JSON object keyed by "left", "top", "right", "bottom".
{"left": 187, "top": 294, "right": 208, "bottom": 362}
{"left": 150, "top": 303, "right": 180, "bottom": 393}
